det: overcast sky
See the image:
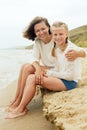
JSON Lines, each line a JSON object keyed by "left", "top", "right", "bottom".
{"left": 0, "top": 0, "right": 87, "bottom": 48}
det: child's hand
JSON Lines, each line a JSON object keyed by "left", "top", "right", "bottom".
{"left": 65, "top": 49, "right": 78, "bottom": 61}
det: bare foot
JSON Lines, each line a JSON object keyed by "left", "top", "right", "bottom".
{"left": 5, "top": 109, "right": 28, "bottom": 119}
{"left": 5, "top": 106, "right": 15, "bottom": 112}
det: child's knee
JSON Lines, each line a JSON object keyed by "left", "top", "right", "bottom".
{"left": 27, "top": 74, "right": 35, "bottom": 83}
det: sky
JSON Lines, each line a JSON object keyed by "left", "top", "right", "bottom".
{"left": 0, "top": 0, "right": 87, "bottom": 49}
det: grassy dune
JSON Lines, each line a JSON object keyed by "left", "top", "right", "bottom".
{"left": 69, "top": 25, "right": 87, "bottom": 47}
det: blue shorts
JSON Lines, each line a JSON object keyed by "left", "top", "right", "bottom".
{"left": 61, "top": 79, "right": 77, "bottom": 90}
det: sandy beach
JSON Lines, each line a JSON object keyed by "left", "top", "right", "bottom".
{"left": 0, "top": 49, "right": 87, "bottom": 130}
{"left": 0, "top": 80, "right": 56, "bottom": 130}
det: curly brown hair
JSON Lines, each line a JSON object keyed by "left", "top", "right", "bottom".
{"left": 23, "top": 16, "right": 51, "bottom": 41}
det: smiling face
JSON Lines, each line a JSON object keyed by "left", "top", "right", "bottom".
{"left": 51, "top": 22, "right": 69, "bottom": 49}
{"left": 52, "top": 27, "right": 68, "bottom": 47}
{"left": 34, "top": 21, "right": 50, "bottom": 42}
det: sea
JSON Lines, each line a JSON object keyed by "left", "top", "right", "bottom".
{"left": 0, "top": 48, "right": 33, "bottom": 90}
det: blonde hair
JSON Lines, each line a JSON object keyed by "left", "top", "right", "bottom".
{"left": 51, "top": 21, "right": 68, "bottom": 32}
{"left": 51, "top": 21, "right": 69, "bottom": 57}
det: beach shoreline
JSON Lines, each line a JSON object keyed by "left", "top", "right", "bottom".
{"left": 0, "top": 80, "right": 56, "bottom": 130}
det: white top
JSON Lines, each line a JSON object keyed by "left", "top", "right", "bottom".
{"left": 32, "top": 38, "right": 55, "bottom": 67}
{"left": 46, "top": 41, "right": 83, "bottom": 82}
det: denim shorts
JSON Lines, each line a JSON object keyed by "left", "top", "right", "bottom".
{"left": 61, "top": 79, "right": 77, "bottom": 90}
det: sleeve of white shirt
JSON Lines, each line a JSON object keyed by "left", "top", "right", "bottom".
{"left": 46, "top": 62, "right": 76, "bottom": 80}
{"left": 31, "top": 42, "right": 40, "bottom": 63}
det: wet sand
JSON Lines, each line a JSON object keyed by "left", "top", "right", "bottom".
{"left": 0, "top": 80, "right": 56, "bottom": 130}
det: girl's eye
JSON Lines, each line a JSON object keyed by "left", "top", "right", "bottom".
{"left": 53, "top": 33, "right": 57, "bottom": 36}
{"left": 59, "top": 33, "right": 63, "bottom": 35}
